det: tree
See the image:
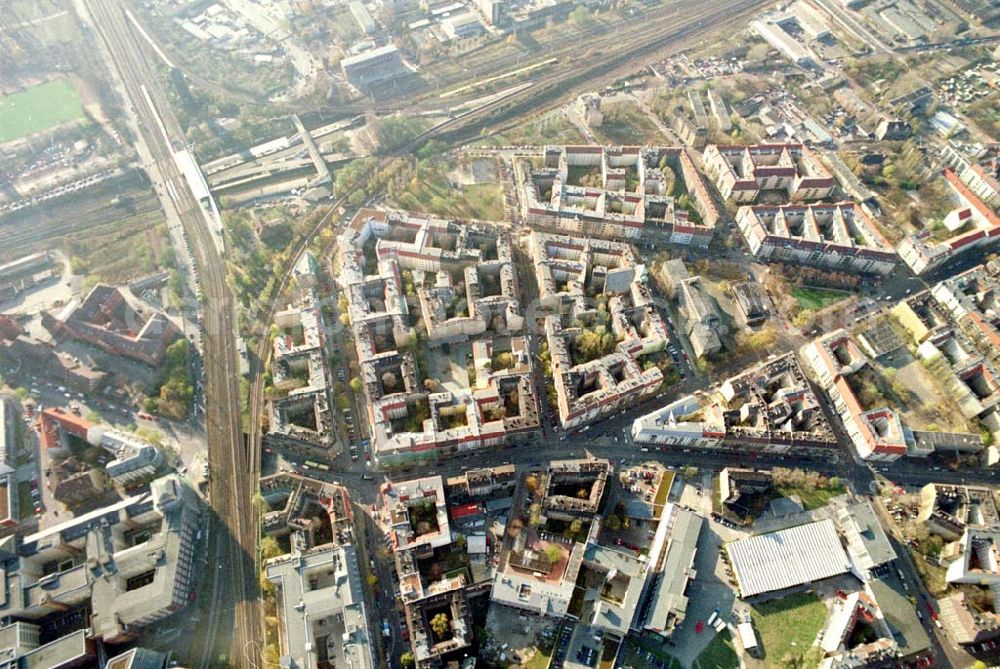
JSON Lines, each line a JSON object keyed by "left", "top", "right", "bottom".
{"left": 339, "top": 312, "right": 350, "bottom": 327}
{"left": 382, "top": 371, "right": 399, "bottom": 391}
{"left": 544, "top": 544, "right": 563, "bottom": 563}
{"left": 261, "top": 536, "right": 283, "bottom": 560}
{"left": 525, "top": 474, "right": 540, "bottom": 493}
{"left": 430, "top": 612, "right": 450, "bottom": 637}
{"left": 568, "top": 518, "right": 583, "bottom": 538}
{"left": 605, "top": 514, "right": 622, "bottom": 531}
{"left": 400, "top": 651, "right": 415, "bottom": 669}
{"left": 349, "top": 377, "right": 363, "bottom": 393}
{"left": 366, "top": 573, "right": 378, "bottom": 588}
{"left": 682, "top": 466, "right": 698, "bottom": 480}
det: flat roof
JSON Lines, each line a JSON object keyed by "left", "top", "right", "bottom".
{"left": 728, "top": 519, "right": 851, "bottom": 597}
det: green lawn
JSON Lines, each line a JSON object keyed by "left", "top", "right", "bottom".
{"left": 694, "top": 630, "right": 739, "bottom": 669}
{"left": 774, "top": 481, "right": 846, "bottom": 510}
{"left": 596, "top": 102, "right": 667, "bottom": 146}
{"left": 485, "top": 110, "right": 586, "bottom": 146}
{"left": 524, "top": 645, "right": 552, "bottom": 669}
{"left": 386, "top": 161, "right": 506, "bottom": 221}
{"left": 619, "top": 637, "right": 681, "bottom": 669}
{"left": 16, "top": 481, "right": 34, "bottom": 520}
{"left": 750, "top": 592, "right": 826, "bottom": 668}
{"left": 790, "top": 286, "right": 851, "bottom": 311}
{"left": 0, "top": 79, "right": 85, "bottom": 143}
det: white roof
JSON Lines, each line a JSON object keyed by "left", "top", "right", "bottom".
{"left": 728, "top": 519, "right": 851, "bottom": 597}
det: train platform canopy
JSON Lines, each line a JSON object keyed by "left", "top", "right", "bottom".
{"left": 728, "top": 519, "right": 851, "bottom": 598}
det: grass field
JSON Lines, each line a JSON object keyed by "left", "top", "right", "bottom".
{"left": 774, "top": 481, "right": 846, "bottom": 510}
{"left": 524, "top": 645, "right": 551, "bottom": 669}
{"left": 0, "top": 79, "right": 85, "bottom": 143}
{"left": 595, "top": 101, "right": 667, "bottom": 146}
{"left": 750, "top": 592, "right": 826, "bottom": 667}
{"left": 694, "top": 630, "right": 739, "bottom": 669}
{"left": 619, "top": 638, "right": 681, "bottom": 669}
{"left": 790, "top": 285, "right": 851, "bottom": 311}
{"left": 485, "top": 110, "right": 585, "bottom": 146}
{"left": 386, "top": 160, "right": 506, "bottom": 220}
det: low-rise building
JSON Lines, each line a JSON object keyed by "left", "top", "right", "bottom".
{"left": 704, "top": 143, "right": 834, "bottom": 203}
{"left": 731, "top": 281, "right": 769, "bottom": 326}
{"left": 728, "top": 519, "right": 852, "bottom": 598}
{"left": 676, "top": 277, "right": 724, "bottom": 358}
{"left": 736, "top": 202, "right": 897, "bottom": 275}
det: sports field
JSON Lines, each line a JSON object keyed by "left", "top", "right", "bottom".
{"left": 0, "top": 79, "right": 85, "bottom": 143}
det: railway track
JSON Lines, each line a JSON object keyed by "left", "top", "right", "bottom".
{"left": 79, "top": 0, "right": 261, "bottom": 666}
{"left": 126, "top": 0, "right": 762, "bottom": 118}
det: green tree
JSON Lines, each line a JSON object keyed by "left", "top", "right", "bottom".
{"left": 544, "top": 544, "right": 563, "bottom": 563}
{"left": 430, "top": 612, "right": 450, "bottom": 637}
{"left": 261, "top": 536, "right": 283, "bottom": 560}
{"left": 400, "top": 651, "right": 415, "bottom": 669}
{"left": 349, "top": 377, "right": 363, "bottom": 393}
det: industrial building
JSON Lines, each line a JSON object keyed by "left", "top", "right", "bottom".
{"left": 751, "top": 20, "right": 815, "bottom": 66}
{"left": 727, "top": 519, "right": 852, "bottom": 598}
{"left": 340, "top": 45, "right": 405, "bottom": 88}
{"left": 736, "top": 202, "right": 898, "bottom": 275}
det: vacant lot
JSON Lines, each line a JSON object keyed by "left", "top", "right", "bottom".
{"left": 790, "top": 286, "right": 850, "bottom": 311}
{"left": 0, "top": 79, "right": 85, "bottom": 143}
{"left": 486, "top": 110, "right": 586, "bottom": 146}
{"left": 386, "top": 158, "right": 506, "bottom": 221}
{"left": 595, "top": 101, "right": 667, "bottom": 146}
{"left": 750, "top": 592, "right": 826, "bottom": 667}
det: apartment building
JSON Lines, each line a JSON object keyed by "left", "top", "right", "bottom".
{"left": 379, "top": 476, "right": 475, "bottom": 668}
{"left": 704, "top": 143, "right": 834, "bottom": 203}
{"left": 515, "top": 145, "right": 718, "bottom": 247}
{"left": 898, "top": 169, "right": 1000, "bottom": 275}
{"left": 0, "top": 476, "right": 201, "bottom": 644}
{"left": 736, "top": 202, "right": 897, "bottom": 275}
{"left": 632, "top": 353, "right": 837, "bottom": 457}
{"left": 531, "top": 233, "right": 666, "bottom": 429}
{"left": 803, "top": 329, "right": 908, "bottom": 462}
{"left": 269, "top": 253, "right": 333, "bottom": 448}
{"left": 42, "top": 284, "right": 181, "bottom": 366}
{"left": 264, "top": 476, "right": 373, "bottom": 669}
{"left": 337, "top": 209, "right": 539, "bottom": 467}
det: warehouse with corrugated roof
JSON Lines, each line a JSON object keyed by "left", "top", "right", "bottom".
{"left": 727, "top": 519, "right": 852, "bottom": 597}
